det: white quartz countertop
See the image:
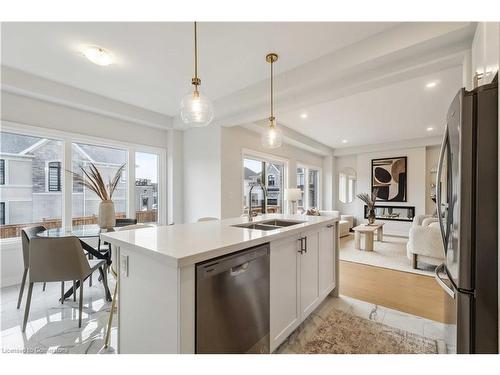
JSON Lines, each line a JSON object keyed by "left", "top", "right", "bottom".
{"left": 101, "top": 214, "right": 338, "bottom": 267}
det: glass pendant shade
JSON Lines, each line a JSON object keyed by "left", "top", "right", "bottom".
{"left": 180, "top": 87, "right": 214, "bottom": 127}
{"left": 261, "top": 123, "right": 283, "bottom": 149}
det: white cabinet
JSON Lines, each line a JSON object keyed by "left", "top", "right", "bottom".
{"left": 270, "top": 222, "right": 336, "bottom": 351}
{"left": 270, "top": 234, "right": 301, "bottom": 351}
{"left": 472, "top": 22, "right": 499, "bottom": 86}
{"left": 299, "top": 229, "right": 321, "bottom": 319}
{"left": 319, "top": 224, "right": 336, "bottom": 298}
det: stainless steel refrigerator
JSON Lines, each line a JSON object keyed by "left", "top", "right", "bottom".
{"left": 434, "top": 75, "right": 498, "bottom": 353}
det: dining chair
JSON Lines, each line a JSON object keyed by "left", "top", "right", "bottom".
{"left": 18, "top": 226, "right": 48, "bottom": 309}
{"left": 197, "top": 217, "right": 218, "bottom": 222}
{"left": 103, "top": 223, "right": 153, "bottom": 349}
{"left": 22, "top": 236, "right": 108, "bottom": 332}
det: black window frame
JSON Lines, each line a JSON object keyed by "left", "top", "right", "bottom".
{"left": 48, "top": 161, "right": 62, "bottom": 192}
{"left": 0, "top": 159, "right": 5, "bottom": 185}
{"left": 0, "top": 202, "right": 5, "bottom": 225}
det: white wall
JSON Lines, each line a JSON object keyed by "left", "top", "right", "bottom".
{"left": 220, "top": 126, "right": 328, "bottom": 219}
{"left": 182, "top": 125, "right": 222, "bottom": 223}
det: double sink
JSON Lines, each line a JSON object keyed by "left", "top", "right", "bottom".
{"left": 232, "top": 219, "right": 305, "bottom": 231}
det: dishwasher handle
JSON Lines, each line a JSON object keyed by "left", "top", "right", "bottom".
{"left": 230, "top": 262, "right": 249, "bottom": 276}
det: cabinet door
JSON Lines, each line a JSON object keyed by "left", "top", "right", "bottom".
{"left": 270, "top": 235, "right": 301, "bottom": 352}
{"left": 319, "top": 224, "right": 335, "bottom": 297}
{"left": 300, "top": 229, "right": 321, "bottom": 320}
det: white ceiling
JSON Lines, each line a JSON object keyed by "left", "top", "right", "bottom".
{"left": 278, "top": 65, "right": 463, "bottom": 149}
{"left": 0, "top": 22, "right": 397, "bottom": 116}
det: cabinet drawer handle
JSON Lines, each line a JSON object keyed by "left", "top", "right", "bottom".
{"left": 304, "top": 236, "right": 307, "bottom": 253}
{"left": 326, "top": 224, "right": 334, "bottom": 228}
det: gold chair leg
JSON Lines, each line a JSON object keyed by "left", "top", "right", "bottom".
{"left": 104, "top": 281, "right": 118, "bottom": 349}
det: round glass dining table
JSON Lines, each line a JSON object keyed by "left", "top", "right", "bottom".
{"left": 37, "top": 224, "right": 116, "bottom": 238}
{"left": 37, "top": 224, "right": 113, "bottom": 302}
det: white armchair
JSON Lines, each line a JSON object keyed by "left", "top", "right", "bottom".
{"left": 412, "top": 214, "right": 436, "bottom": 227}
{"left": 407, "top": 221, "right": 445, "bottom": 269}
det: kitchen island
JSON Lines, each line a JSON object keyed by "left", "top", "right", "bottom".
{"left": 101, "top": 214, "right": 339, "bottom": 354}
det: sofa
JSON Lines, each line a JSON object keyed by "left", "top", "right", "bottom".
{"left": 318, "top": 211, "right": 354, "bottom": 237}
{"left": 407, "top": 215, "right": 444, "bottom": 269}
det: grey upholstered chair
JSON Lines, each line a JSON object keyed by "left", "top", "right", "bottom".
{"left": 18, "top": 226, "right": 48, "bottom": 309}
{"left": 103, "top": 223, "right": 153, "bottom": 349}
{"left": 22, "top": 236, "right": 108, "bottom": 332}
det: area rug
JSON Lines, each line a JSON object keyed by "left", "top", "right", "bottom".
{"left": 340, "top": 234, "right": 435, "bottom": 276}
{"left": 303, "top": 308, "right": 438, "bottom": 354}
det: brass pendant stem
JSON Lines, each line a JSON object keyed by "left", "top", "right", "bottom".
{"left": 194, "top": 21, "right": 198, "bottom": 81}
{"left": 266, "top": 53, "right": 278, "bottom": 124}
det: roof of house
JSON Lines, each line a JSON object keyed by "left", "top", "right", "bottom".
{"left": 0, "top": 132, "right": 41, "bottom": 154}
{"left": 244, "top": 167, "right": 260, "bottom": 180}
{"left": 1, "top": 132, "right": 125, "bottom": 165}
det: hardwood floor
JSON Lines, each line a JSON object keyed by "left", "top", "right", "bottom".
{"left": 339, "top": 260, "right": 456, "bottom": 324}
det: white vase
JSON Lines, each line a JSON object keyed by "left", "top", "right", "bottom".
{"left": 98, "top": 200, "right": 116, "bottom": 229}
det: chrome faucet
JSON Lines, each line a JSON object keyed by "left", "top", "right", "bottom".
{"left": 248, "top": 182, "right": 268, "bottom": 221}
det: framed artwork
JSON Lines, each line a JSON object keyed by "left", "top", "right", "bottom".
{"left": 371, "top": 156, "right": 407, "bottom": 202}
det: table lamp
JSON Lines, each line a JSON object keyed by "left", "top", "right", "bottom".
{"left": 284, "top": 188, "right": 302, "bottom": 214}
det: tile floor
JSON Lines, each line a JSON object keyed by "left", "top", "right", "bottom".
{"left": 1, "top": 277, "right": 117, "bottom": 354}
{"left": 1, "top": 279, "right": 454, "bottom": 354}
{"left": 276, "top": 294, "right": 456, "bottom": 354}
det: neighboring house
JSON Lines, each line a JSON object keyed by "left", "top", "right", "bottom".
{"left": 135, "top": 178, "right": 158, "bottom": 212}
{"left": 243, "top": 165, "right": 282, "bottom": 211}
{"left": 0, "top": 132, "right": 126, "bottom": 226}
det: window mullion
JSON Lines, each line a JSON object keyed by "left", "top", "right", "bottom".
{"left": 127, "top": 148, "right": 135, "bottom": 220}
{"left": 63, "top": 138, "right": 72, "bottom": 228}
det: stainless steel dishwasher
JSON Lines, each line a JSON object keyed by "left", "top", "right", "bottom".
{"left": 196, "top": 243, "right": 270, "bottom": 354}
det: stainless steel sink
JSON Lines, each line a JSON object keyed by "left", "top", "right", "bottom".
{"left": 232, "top": 219, "right": 305, "bottom": 231}
{"left": 260, "top": 219, "right": 305, "bottom": 227}
{"left": 232, "top": 223, "right": 280, "bottom": 231}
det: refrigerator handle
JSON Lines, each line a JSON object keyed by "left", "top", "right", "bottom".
{"left": 435, "top": 263, "right": 455, "bottom": 298}
{"left": 436, "top": 127, "right": 448, "bottom": 250}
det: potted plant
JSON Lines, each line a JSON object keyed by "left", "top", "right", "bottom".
{"left": 68, "top": 163, "right": 125, "bottom": 229}
{"left": 357, "top": 188, "right": 379, "bottom": 225}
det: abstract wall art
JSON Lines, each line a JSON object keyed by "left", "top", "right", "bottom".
{"left": 371, "top": 156, "right": 407, "bottom": 202}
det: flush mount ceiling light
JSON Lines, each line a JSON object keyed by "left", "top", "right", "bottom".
{"left": 341, "top": 139, "right": 348, "bottom": 144}
{"left": 426, "top": 126, "right": 434, "bottom": 132}
{"left": 425, "top": 81, "right": 438, "bottom": 88}
{"left": 300, "top": 113, "right": 308, "bottom": 119}
{"left": 262, "top": 53, "right": 283, "bottom": 149}
{"left": 82, "top": 46, "right": 113, "bottom": 66}
{"left": 180, "top": 22, "right": 214, "bottom": 128}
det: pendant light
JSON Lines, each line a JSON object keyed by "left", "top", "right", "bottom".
{"left": 180, "top": 22, "right": 214, "bottom": 127}
{"left": 261, "top": 53, "right": 282, "bottom": 149}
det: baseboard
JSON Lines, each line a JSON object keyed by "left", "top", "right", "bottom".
{"left": 1, "top": 275, "right": 21, "bottom": 288}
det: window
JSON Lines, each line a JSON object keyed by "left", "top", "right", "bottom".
{"left": 47, "top": 161, "right": 62, "bottom": 192}
{"left": 243, "top": 156, "right": 285, "bottom": 214}
{"left": 296, "top": 165, "right": 321, "bottom": 211}
{"left": 308, "top": 169, "right": 319, "bottom": 208}
{"left": 72, "top": 142, "right": 127, "bottom": 222}
{"left": 0, "top": 159, "right": 5, "bottom": 185}
{"left": 1, "top": 124, "right": 166, "bottom": 238}
{"left": 135, "top": 151, "right": 159, "bottom": 223}
{"left": 0, "top": 131, "right": 63, "bottom": 238}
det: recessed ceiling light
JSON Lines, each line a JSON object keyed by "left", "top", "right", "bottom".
{"left": 425, "top": 81, "right": 438, "bottom": 88}
{"left": 341, "top": 139, "right": 348, "bottom": 144}
{"left": 426, "top": 127, "right": 434, "bottom": 132}
{"left": 300, "top": 113, "right": 308, "bottom": 119}
{"left": 82, "top": 46, "right": 113, "bottom": 66}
